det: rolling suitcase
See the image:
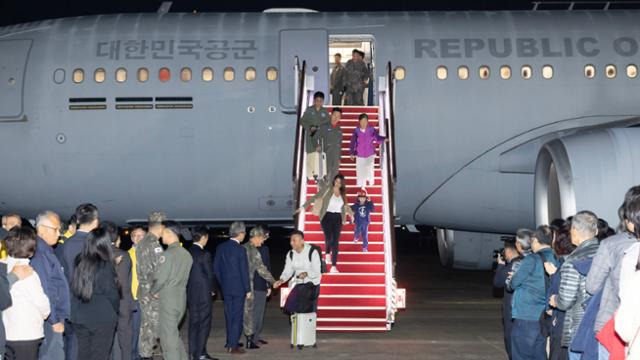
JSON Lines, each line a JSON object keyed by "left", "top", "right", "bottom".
{"left": 290, "top": 312, "right": 317, "bottom": 349}
{"left": 306, "top": 139, "right": 327, "bottom": 182}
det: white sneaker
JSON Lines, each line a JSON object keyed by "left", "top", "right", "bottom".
{"left": 330, "top": 267, "right": 339, "bottom": 273}
{"left": 325, "top": 254, "right": 331, "bottom": 264}
{"left": 362, "top": 248, "right": 368, "bottom": 253}
{"left": 354, "top": 238, "right": 358, "bottom": 244}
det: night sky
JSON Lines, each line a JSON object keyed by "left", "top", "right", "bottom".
{"left": 3, "top": 0, "right": 640, "bottom": 26}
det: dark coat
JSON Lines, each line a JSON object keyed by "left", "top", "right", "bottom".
{"left": 213, "top": 240, "right": 249, "bottom": 297}
{"left": 31, "top": 237, "right": 70, "bottom": 325}
{"left": 56, "top": 231, "right": 89, "bottom": 283}
{"left": 70, "top": 262, "right": 119, "bottom": 330}
{"left": 187, "top": 244, "right": 215, "bottom": 305}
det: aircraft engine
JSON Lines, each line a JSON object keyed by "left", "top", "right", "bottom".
{"left": 534, "top": 128, "right": 640, "bottom": 227}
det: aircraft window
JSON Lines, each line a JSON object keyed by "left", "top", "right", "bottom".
{"left": 478, "top": 66, "right": 490, "bottom": 79}
{"left": 138, "top": 68, "right": 149, "bottom": 83}
{"left": 266, "top": 67, "right": 278, "bottom": 81}
{"left": 202, "top": 67, "right": 214, "bottom": 82}
{"left": 605, "top": 65, "right": 617, "bottom": 79}
{"left": 627, "top": 64, "right": 638, "bottom": 78}
{"left": 116, "top": 68, "right": 127, "bottom": 83}
{"left": 457, "top": 66, "right": 469, "bottom": 80}
{"left": 500, "top": 66, "right": 511, "bottom": 80}
{"left": 72, "top": 69, "right": 84, "bottom": 84}
{"left": 159, "top": 67, "right": 171, "bottom": 82}
{"left": 181, "top": 68, "right": 192, "bottom": 82}
{"left": 394, "top": 66, "right": 406, "bottom": 81}
{"left": 94, "top": 68, "right": 106, "bottom": 83}
{"left": 224, "top": 67, "right": 235, "bottom": 82}
{"left": 245, "top": 67, "right": 257, "bottom": 81}
{"left": 521, "top": 65, "right": 532, "bottom": 79}
{"left": 436, "top": 66, "right": 447, "bottom": 80}
{"left": 542, "top": 65, "right": 554, "bottom": 79}
{"left": 584, "top": 65, "right": 596, "bottom": 79}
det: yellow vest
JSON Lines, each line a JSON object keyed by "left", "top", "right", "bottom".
{"left": 128, "top": 246, "right": 138, "bottom": 300}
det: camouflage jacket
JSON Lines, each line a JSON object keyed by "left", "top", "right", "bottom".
{"left": 135, "top": 232, "right": 163, "bottom": 297}
{"left": 243, "top": 243, "right": 275, "bottom": 292}
{"left": 344, "top": 59, "right": 370, "bottom": 90}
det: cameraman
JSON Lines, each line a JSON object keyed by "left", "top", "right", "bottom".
{"left": 494, "top": 240, "right": 523, "bottom": 360}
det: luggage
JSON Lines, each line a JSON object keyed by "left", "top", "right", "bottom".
{"left": 306, "top": 139, "right": 327, "bottom": 182}
{"left": 283, "top": 282, "right": 318, "bottom": 314}
{"left": 291, "top": 312, "right": 317, "bottom": 349}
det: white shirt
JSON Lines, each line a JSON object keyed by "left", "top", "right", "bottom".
{"left": 2, "top": 257, "right": 50, "bottom": 341}
{"left": 279, "top": 243, "right": 321, "bottom": 287}
{"left": 194, "top": 243, "right": 204, "bottom": 250}
{"left": 326, "top": 194, "right": 344, "bottom": 214}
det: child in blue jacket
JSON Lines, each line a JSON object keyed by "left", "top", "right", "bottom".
{"left": 351, "top": 190, "right": 375, "bottom": 252}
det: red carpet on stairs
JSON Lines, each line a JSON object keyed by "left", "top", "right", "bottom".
{"left": 303, "top": 105, "right": 390, "bottom": 332}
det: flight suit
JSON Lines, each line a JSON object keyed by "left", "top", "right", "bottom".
{"left": 135, "top": 233, "right": 163, "bottom": 358}
{"left": 242, "top": 243, "right": 275, "bottom": 337}
{"left": 300, "top": 106, "right": 330, "bottom": 180}
{"left": 344, "top": 60, "right": 371, "bottom": 106}
{"left": 330, "top": 64, "right": 345, "bottom": 105}
{"left": 318, "top": 123, "right": 343, "bottom": 184}
{"left": 152, "top": 242, "right": 193, "bottom": 360}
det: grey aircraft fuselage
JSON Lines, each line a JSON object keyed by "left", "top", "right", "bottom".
{"left": 1, "top": 10, "right": 639, "bottom": 231}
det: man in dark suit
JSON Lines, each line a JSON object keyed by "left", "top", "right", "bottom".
{"left": 56, "top": 203, "right": 99, "bottom": 360}
{"left": 187, "top": 227, "right": 218, "bottom": 360}
{"left": 213, "top": 222, "right": 250, "bottom": 355}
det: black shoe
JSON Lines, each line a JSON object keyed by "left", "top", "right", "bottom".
{"left": 245, "top": 335, "right": 260, "bottom": 349}
{"left": 258, "top": 339, "right": 268, "bottom": 345}
{"left": 237, "top": 342, "right": 244, "bottom": 348}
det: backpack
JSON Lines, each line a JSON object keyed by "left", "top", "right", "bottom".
{"left": 289, "top": 244, "right": 328, "bottom": 274}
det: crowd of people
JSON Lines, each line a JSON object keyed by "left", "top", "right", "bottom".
{"left": 0, "top": 204, "right": 327, "bottom": 360}
{"left": 494, "top": 186, "right": 640, "bottom": 360}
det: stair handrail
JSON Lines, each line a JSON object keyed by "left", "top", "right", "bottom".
{"left": 292, "top": 60, "right": 318, "bottom": 231}
{"left": 378, "top": 62, "right": 399, "bottom": 327}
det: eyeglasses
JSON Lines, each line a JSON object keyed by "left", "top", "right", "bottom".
{"left": 40, "top": 224, "right": 62, "bottom": 234}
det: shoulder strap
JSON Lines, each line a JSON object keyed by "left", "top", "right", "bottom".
{"left": 288, "top": 250, "right": 293, "bottom": 261}
{"left": 308, "top": 245, "right": 320, "bottom": 262}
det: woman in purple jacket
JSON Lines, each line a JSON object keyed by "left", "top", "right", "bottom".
{"left": 349, "top": 113, "right": 387, "bottom": 189}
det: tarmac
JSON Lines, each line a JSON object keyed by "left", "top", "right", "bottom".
{"left": 168, "top": 250, "right": 507, "bottom": 360}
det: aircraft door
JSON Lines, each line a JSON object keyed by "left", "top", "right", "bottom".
{"left": 0, "top": 40, "right": 32, "bottom": 121}
{"left": 279, "top": 29, "right": 329, "bottom": 112}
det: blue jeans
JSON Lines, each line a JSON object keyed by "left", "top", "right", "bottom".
{"left": 39, "top": 323, "right": 64, "bottom": 360}
{"left": 569, "top": 350, "right": 582, "bottom": 360}
{"left": 598, "top": 343, "right": 610, "bottom": 360}
{"left": 354, "top": 222, "right": 369, "bottom": 250}
{"left": 511, "top": 319, "right": 547, "bottom": 360}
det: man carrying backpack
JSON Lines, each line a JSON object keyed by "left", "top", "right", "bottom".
{"left": 274, "top": 230, "right": 324, "bottom": 311}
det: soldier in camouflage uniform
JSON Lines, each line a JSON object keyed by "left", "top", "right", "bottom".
{"left": 152, "top": 221, "right": 193, "bottom": 360}
{"left": 318, "top": 108, "right": 344, "bottom": 184}
{"left": 135, "top": 211, "right": 166, "bottom": 359}
{"left": 242, "top": 227, "right": 276, "bottom": 349}
{"left": 300, "top": 91, "right": 330, "bottom": 181}
{"left": 344, "top": 49, "right": 371, "bottom": 106}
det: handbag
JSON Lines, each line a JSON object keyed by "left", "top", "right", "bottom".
{"left": 311, "top": 186, "right": 331, "bottom": 217}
